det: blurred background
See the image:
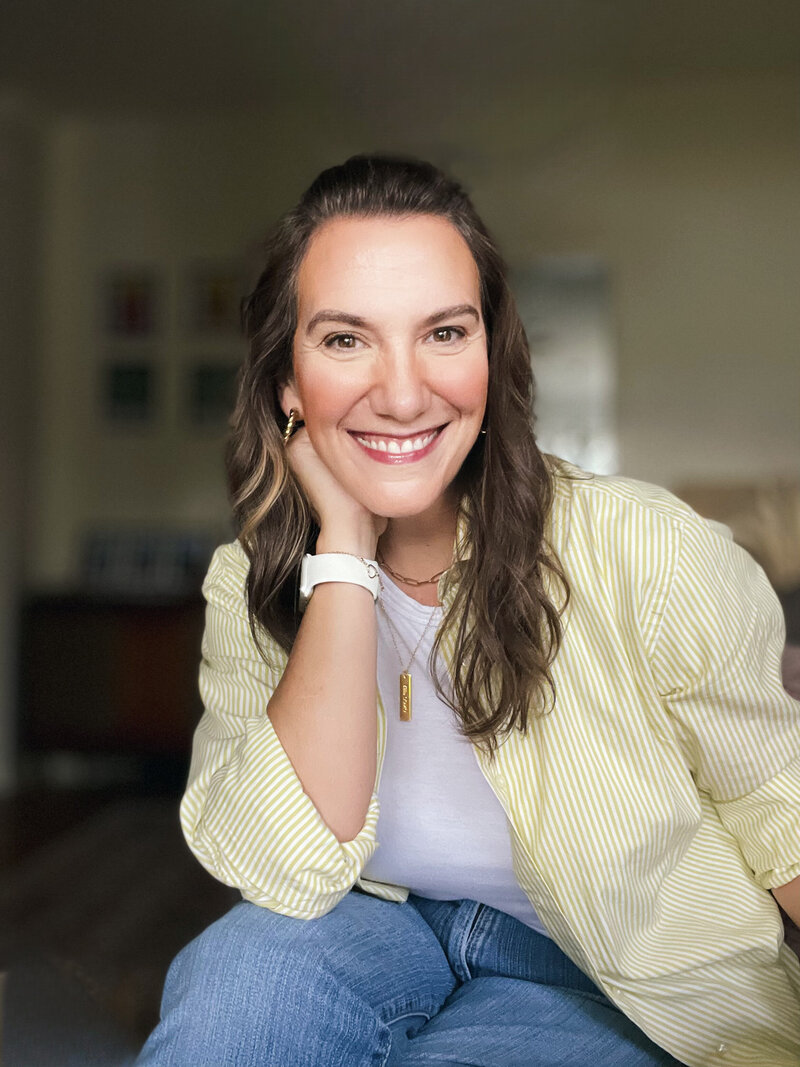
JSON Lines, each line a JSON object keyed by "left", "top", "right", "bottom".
{"left": 1, "top": 1, "right": 799, "bottom": 1062}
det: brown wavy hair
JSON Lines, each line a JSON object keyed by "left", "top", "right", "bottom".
{"left": 231, "top": 155, "right": 568, "bottom": 755}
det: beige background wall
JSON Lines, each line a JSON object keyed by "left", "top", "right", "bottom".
{"left": 29, "top": 71, "right": 800, "bottom": 590}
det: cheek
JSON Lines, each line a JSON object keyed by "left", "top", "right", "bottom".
{"left": 294, "top": 364, "right": 359, "bottom": 428}
{"left": 434, "top": 354, "right": 489, "bottom": 412}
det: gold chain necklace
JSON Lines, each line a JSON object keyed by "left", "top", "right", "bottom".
{"left": 377, "top": 555, "right": 449, "bottom": 588}
{"left": 377, "top": 595, "right": 439, "bottom": 722}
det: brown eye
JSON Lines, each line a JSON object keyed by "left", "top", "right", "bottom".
{"left": 431, "top": 327, "right": 464, "bottom": 343}
{"left": 323, "top": 333, "right": 358, "bottom": 350}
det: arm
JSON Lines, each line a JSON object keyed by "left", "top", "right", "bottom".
{"left": 181, "top": 427, "right": 387, "bottom": 916}
{"left": 266, "top": 556, "right": 378, "bottom": 844}
{"left": 773, "top": 875, "right": 800, "bottom": 927}
{"left": 264, "top": 423, "right": 386, "bottom": 844}
{"left": 180, "top": 542, "right": 381, "bottom": 917}
{"left": 646, "top": 511, "right": 800, "bottom": 901}
{"left": 774, "top": 650, "right": 800, "bottom": 925}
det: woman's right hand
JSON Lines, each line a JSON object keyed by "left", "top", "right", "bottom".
{"left": 284, "top": 426, "right": 387, "bottom": 555}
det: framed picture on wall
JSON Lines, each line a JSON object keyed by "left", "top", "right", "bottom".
{"left": 104, "top": 269, "right": 159, "bottom": 336}
{"left": 185, "top": 360, "right": 238, "bottom": 429}
{"left": 185, "top": 262, "right": 244, "bottom": 335}
{"left": 102, "top": 358, "right": 157, "bottom": 424}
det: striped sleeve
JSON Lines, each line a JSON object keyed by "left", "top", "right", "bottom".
{"left": 180, "top": 542, "right": 380, "bottom": 918}
{"left": 647, "top": 513, "right": 800, "bottom": 889}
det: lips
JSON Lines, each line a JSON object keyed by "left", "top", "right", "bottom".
{"left": 349, "top": 426, "right": 444, "bottom": 464}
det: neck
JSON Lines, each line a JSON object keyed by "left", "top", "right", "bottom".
{"left": 378, "top": 495, "right": 458, "bottom": 606}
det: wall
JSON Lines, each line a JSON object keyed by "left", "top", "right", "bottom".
{"left": 0, "top": 102, "right": 42, "bottom": 789}
{"left": 29, "top": 71, "right": 800, "bottom": 589}
{"left": 31, "top": 105, "right": 377, "bottom": 588}
{"left": 462, "top": 72, "right": 800, "bottom": 485}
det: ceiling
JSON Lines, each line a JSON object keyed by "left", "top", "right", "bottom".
{"left": 2, "top": 0, "right": 800, "bottom": 120}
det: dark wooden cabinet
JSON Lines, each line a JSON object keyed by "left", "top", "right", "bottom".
{"left": 19, "top": 595, "right": 206, "bottom": 757}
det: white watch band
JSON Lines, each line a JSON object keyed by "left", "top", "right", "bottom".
{"left": 300, "top": 553, "right": 380, "bottom": 604}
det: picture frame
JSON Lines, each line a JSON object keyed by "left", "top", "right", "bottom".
{"left": 104, "top": 269, "right": 159, "bottom": 336}
{"left": 186, "top": 262, "right": 243, "bottom": 336}
{"left": 185, "top": 360, "right": 238, "bottom": 429}
{"left": 102, "top": 358, "right": 156, "bottom": 425}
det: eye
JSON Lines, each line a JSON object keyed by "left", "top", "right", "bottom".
{"left": 430, "top": 326, "right": 466, "bottom": 344}
{"left": 323, "top": 332, "right": 361, "bottom": 351}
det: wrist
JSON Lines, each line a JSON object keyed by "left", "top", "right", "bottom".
{"left": 317, "top": 527, "right": 378, "bottom": 558}
{"left": 300, "top": 552, "right": 380, "bottom": 605}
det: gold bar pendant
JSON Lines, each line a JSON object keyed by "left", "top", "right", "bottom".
{"left": 399, "top": 672, "right": 412, "bottom": 721}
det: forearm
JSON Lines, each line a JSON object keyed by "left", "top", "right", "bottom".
{"left": 772, "top": 875, "right": 800, "bottom": 928}
{"left": 267, "top": 540, "right": 378, "bottom": 843}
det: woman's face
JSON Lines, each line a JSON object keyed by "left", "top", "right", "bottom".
{"left": 281, "top": 214, "right": 489, "bottom": 522}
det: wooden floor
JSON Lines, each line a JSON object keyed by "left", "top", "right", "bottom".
{"left": 0, "top": 784, "right": 238, "bottom": 1064}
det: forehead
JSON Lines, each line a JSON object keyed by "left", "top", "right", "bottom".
{"left": 296, "top": 214, "right": 481, "bottom": 314}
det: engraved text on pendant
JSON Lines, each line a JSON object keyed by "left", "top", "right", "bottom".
{"left": 399, "top": 672, "right": 412, "bottom": 721}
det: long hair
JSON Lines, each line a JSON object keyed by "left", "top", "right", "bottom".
{"left": 230, "top": 154, "right": 568, "bottom": 755}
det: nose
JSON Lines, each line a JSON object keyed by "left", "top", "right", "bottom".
{"left": 369, "top": 345, "right": 431, "bottom": 423}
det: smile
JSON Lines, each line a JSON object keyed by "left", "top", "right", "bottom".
{"left": 350, "top": 427, "right": 444, "bottom": 464}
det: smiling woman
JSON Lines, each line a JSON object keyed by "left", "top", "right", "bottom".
{"left": 135, "top": 156, "right": 800, "bottom": 1067}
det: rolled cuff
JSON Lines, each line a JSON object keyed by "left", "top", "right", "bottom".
{"left": 181, "top": 711, "right": 380, "bottom": 918}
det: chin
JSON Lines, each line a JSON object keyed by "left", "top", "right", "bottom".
{"left": 357, "top": 485, "right": 451, "bottom": 522}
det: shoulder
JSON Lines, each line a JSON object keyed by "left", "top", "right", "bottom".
{"left": 201, "top": 540, "right": 287, "bottom": 669}
{"left": 549, "top": 458, "right": 731, "bottom": 554}
{"left": 203, "top": 540, "right": 251, "bottom": 602}
{"left": 552, "top": 458, "right": 705, "bottom": 526}
{"left": 547, "top": 460, "right": 748, "bottom": 629}
{"left": 201, "top": 540, "right": 252, "bottom": 637}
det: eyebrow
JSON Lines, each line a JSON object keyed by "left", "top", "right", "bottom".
{"left": 304, "top": 304, "right": 481, "bottom": 335}
{"left": 422, "top": 304, "right": 480, "bottom": 328}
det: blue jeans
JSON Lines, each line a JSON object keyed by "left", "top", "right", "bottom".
{"left": 136, "top": 890, "right": 684, "bottom": 1066}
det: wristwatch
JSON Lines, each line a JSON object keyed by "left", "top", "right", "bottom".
{"left": 299, "top": 553, "right": 380, "bottom": 604}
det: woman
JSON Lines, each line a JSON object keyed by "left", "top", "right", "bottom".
{"left": 137, "top": 156, "right": 800, "bottom": 1066}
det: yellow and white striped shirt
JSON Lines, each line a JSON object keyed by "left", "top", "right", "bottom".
{"left": 182, "top": 465, "right": 800, "bottom": 1067}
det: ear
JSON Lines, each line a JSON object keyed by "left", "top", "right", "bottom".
{"left": 277, "top": 379, "right": 302, "bottom": 420}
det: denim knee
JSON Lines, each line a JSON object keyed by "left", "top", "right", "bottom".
{"left": 137, "top": 900, "right": 391, "bottom": 1067}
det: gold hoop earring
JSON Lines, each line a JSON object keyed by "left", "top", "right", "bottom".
{"left": 282, "top": 408, "right": 299, "bottom": 446}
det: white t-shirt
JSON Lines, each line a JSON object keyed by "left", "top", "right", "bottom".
{"left": 362, "top": 572, "right": 550, "bottom": 938}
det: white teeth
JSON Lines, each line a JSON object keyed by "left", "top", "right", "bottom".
{"left": 355, "top": 429, "right": 438, "bottom": 453}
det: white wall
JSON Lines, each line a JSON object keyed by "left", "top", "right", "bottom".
{"left": 29, "top": 71, "right": 800, "bottom": 589}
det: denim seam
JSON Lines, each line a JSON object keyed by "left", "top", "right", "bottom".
{"left": 452, "top": 901, "right": 485, "bottom": 983}
{"left": 385, "top": 1008, "right": 432, "bottom": 1025}
{"left": 378, "top": 997, "right": 437, "bottom": 1025}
